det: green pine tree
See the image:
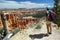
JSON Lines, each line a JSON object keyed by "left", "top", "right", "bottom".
{"left": 53, "top": 0, "right": 60, "bottom": 27}
{"left": 54, "top": 0, "right": 59, "bottom": 14}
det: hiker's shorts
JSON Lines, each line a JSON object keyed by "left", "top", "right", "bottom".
{"left": 46, "top": 21, "right": 52, "bottom": 25}
{"left": 46, "top": 19, "right": 52, "bottom": 24}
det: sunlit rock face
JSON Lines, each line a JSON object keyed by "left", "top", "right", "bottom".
{"left": 6, "top": 14, "right": 39, "bottom": 30}
{"left": 0, "top": 13, "right": 39, "bottom": 30}
{"left": 0, "top": 9, "right": 45, "bottom": 30}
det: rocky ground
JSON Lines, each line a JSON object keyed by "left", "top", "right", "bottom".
{"left": 10, "top": 19, "right": 60, "bottom": 40}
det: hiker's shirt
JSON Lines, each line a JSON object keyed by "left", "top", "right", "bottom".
{"left": 46, "top": 10, "right": 54, "bottom": 24}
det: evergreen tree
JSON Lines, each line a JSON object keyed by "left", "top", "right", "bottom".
{"left": 54, "top": 0, "right": 59, "bottom": 14}
{"left": 53, "top": 0, "right": 60, "bottom": 27}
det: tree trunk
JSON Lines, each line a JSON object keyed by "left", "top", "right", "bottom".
{"left": 0, "top": 12, "right": 7, "bottom": 37}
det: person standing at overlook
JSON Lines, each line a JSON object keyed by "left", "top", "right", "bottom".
{"left": 45, "top": 8, "right": 55, "bottom": 36}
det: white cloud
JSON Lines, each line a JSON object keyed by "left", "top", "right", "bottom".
{"left": 0, "top": 0, "right": 51, "bottom": 9}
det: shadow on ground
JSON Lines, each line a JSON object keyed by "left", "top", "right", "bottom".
{"left": 29, "top": 33, "right": 47, "bottom": 40}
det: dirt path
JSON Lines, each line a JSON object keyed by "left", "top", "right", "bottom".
{"left": 10, "top": 20, "right": 60, "bottom": 40}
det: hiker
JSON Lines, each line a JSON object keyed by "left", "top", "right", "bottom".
{"left": 46, "top": 8, "right": 55, "bottom": 36}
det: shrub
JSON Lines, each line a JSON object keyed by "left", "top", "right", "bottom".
{"left": 35, "top": 25, "right": 41, "bottom": 29}
{"left": 54, "top": 13, "right": 60, "bottom": 27}
{"left": 11, "top": 29, "right": 20, "bottom": 35}
{"left": 32, "top": 13, "right": 45, "bottom": 18}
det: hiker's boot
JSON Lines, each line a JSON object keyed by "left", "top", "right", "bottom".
{"left": 48, "top": 32, "right": 52, "bottom": 34}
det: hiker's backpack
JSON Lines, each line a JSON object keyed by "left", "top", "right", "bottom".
{"left": 49, "top": 11, "right": 55, "bottom": 21}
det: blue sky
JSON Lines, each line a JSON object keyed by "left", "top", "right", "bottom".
{"left": 15, "top": 0, "right": 54, "bottom": 3}
{"left": 0, "top": 0, "right": 54, "bottom": 9}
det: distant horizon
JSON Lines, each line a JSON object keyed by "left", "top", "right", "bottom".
{"left": 0, "top": 7, "right": 53, "bottom": 9}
